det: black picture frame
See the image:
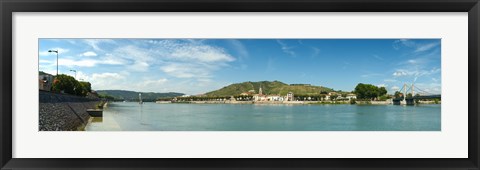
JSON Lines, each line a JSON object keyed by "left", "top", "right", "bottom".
{"left": 1, "top": 0, "right": 479, "bottom": 169}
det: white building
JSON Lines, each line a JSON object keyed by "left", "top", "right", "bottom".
{"left": 253, "top": 86, "right": 264, "bottom": 101}
{"left": 286, "top": 92, "right": 294, "bottom": 101}
{"left": 267, "top": 95, "right": 284, "bottom": 101}
{"left": 253, "top": 95, "right": 266, "bottom": 101}
{"left": 346, "top": 93, "right": 357, "bottom": 100}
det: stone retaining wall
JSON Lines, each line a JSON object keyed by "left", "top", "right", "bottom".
{"left": 39, "top": 90, "right": 99, "bottom": 131}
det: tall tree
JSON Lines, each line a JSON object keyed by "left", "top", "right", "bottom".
{"left": 378, "top": 87, "right": 387, "bottom": 96}
{"left": 354, "top": 83, "right": 385, "bottom": 100}
{"left": 52, "top": 74, "right": 77, "bottom": 95}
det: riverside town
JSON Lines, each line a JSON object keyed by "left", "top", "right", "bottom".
{"left": 39, "top": 39, "right": 441, "bottom": 131}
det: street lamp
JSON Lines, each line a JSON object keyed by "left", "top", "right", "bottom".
{"left": 48, "top": 50, "right": 59, "bottom": 76}
{"left": 70, "top": 69, "right": 77, "bottom": 79}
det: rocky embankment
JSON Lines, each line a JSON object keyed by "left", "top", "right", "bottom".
{"left": 39, "top": 90, "right": 100, "bottom": 131}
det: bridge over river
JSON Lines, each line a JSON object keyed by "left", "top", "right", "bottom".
{"left": 391, "top": 83, "right": 441, "bottom": 105}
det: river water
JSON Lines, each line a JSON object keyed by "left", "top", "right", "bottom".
{"left": 85, "top": 102, "right": 441, "bottom": 131}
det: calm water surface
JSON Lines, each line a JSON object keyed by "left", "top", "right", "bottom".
{"left": 85, "top": 102, "right": 441, "bottom": 131}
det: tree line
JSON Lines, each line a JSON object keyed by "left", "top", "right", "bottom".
{"left": 52, "top": 74, "right": 92, "bottom": 97}
{"left": 156, "top": 83, "right": 409, "bottom": 102}
{"left": 173, "top": 95, "right": 254, "bottom": 102}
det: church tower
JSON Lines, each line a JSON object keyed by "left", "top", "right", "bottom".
{"left": 259, "top": 86, "right": 263, "bottom": 95}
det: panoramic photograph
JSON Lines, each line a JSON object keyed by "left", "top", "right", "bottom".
{"left": 38, "top": 39, "right": 441, "bottom": 131}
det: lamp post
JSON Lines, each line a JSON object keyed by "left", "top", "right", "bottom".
{"left": 48, "top": 50, "right": 59, "bottom": 76}
{"left": 70, "top": 69, "right": 77, "bottom": 79}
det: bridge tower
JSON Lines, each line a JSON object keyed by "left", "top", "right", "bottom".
{"left": 403, "top": 83, "right": 407, "bottom": 100}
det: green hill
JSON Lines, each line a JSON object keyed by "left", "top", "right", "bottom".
{"left": 205, "top": 81, "right": 335, "bottom": 96}
{"left": 96, "top": 90, "right": 183, "bottom": 102}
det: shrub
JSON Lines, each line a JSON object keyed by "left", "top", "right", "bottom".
{"left": 378, "top": 95, "right": 389, "bottom": 101}
{"left": 350, "top": 98, "right": 356, "bottom": 104}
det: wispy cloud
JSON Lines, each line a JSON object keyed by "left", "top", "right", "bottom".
{"left": 39, "top": 59, "right": 52, "bottom": 64}
{"left": 415, "top": 42, "right": 440, "bottom": 52}
{"left": 93, "top": 40, "right": 237, "bottom": 75}
{"left": 373, "top": 54, "right": 383, "bottom": 61}
{"left": 83, "top": 39, "right": 116, "bottom": 51}
{"left": 276, "top": 40, "right": 296, "bottom": 56}
{"left": 361, "top": 73, "right": 383, "bottom": 78}
{"left": 80, "top": 51, "right": 97, "bottom": 57}
{"left": 136, "top": 78, "right": 169, "bottom": 89}
{"left": 84, "top": 72, "right": 127, "bottom": 90}
{"left": 377, "top": 84, "right": 387, "bottom": 87}
{"left": 58, "top": 58, "right": 99, "bottom": 67}
{"left": 384, "top": 79, "right": 398, "bottom": 82}
{"left": 55, "top": 58, "right": 123, "bottom": 68}
{"left": 111, "top": 45, "right": 154, "bottom": 72}
{"left": 392, "top": 68, "right": 440, "bottom": 78}
{"left": 393, "top": 39, "right": 440, "bottom": 53}
{"left": 227, "top": 39, "right": 249, "bottom": 61}
{"left": 391, "top": 86, "right": 400, "bottom": 91}
{"left": 148, "top": 40, "right": 236, "bottom": 78}
{"left": 160, "top": 63, "right": 211, "bottom": 78}
{"left": 393, "top": 70, "right": 408, "bottom": 77}
{"left": 169, "top": 44, "right": 235, "bottom": 63}
{"left": 311, "top": 47, "right": 320, "bottom": 58}
{"left": 41, "top": 52, "right": 125, "bottom": 68}
{"left": 128, "top": 61, "right": 150, "bottom": 72}
{"left": 393, "top": 39, "right": 416, "bottom": 50}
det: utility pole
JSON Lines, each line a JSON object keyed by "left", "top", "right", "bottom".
{"left": 70, "top": 70, "right": 77, "bottom": 79}
{"left": 48, "top": 50, "right": 59, "bottom": 76}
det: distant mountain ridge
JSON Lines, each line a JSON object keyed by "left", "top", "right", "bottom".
{"left": 96, "top": 90, "right": 183, "bottom": 101}
{"left": 205, "top": 81, "right": 335, "bottom": 96}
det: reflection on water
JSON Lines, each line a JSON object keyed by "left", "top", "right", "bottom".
{"left": 91, "top": 117, "right": 103, "bottom": 123}
{"left": 85, "top": 102, "right": 441, "bottom": 131}
{"left": 139, "top": 104, "right": 149, "bottom": 125}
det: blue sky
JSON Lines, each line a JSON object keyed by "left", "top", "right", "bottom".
{"left": 39, "top": 39, "right": 441, "bottom": 95}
